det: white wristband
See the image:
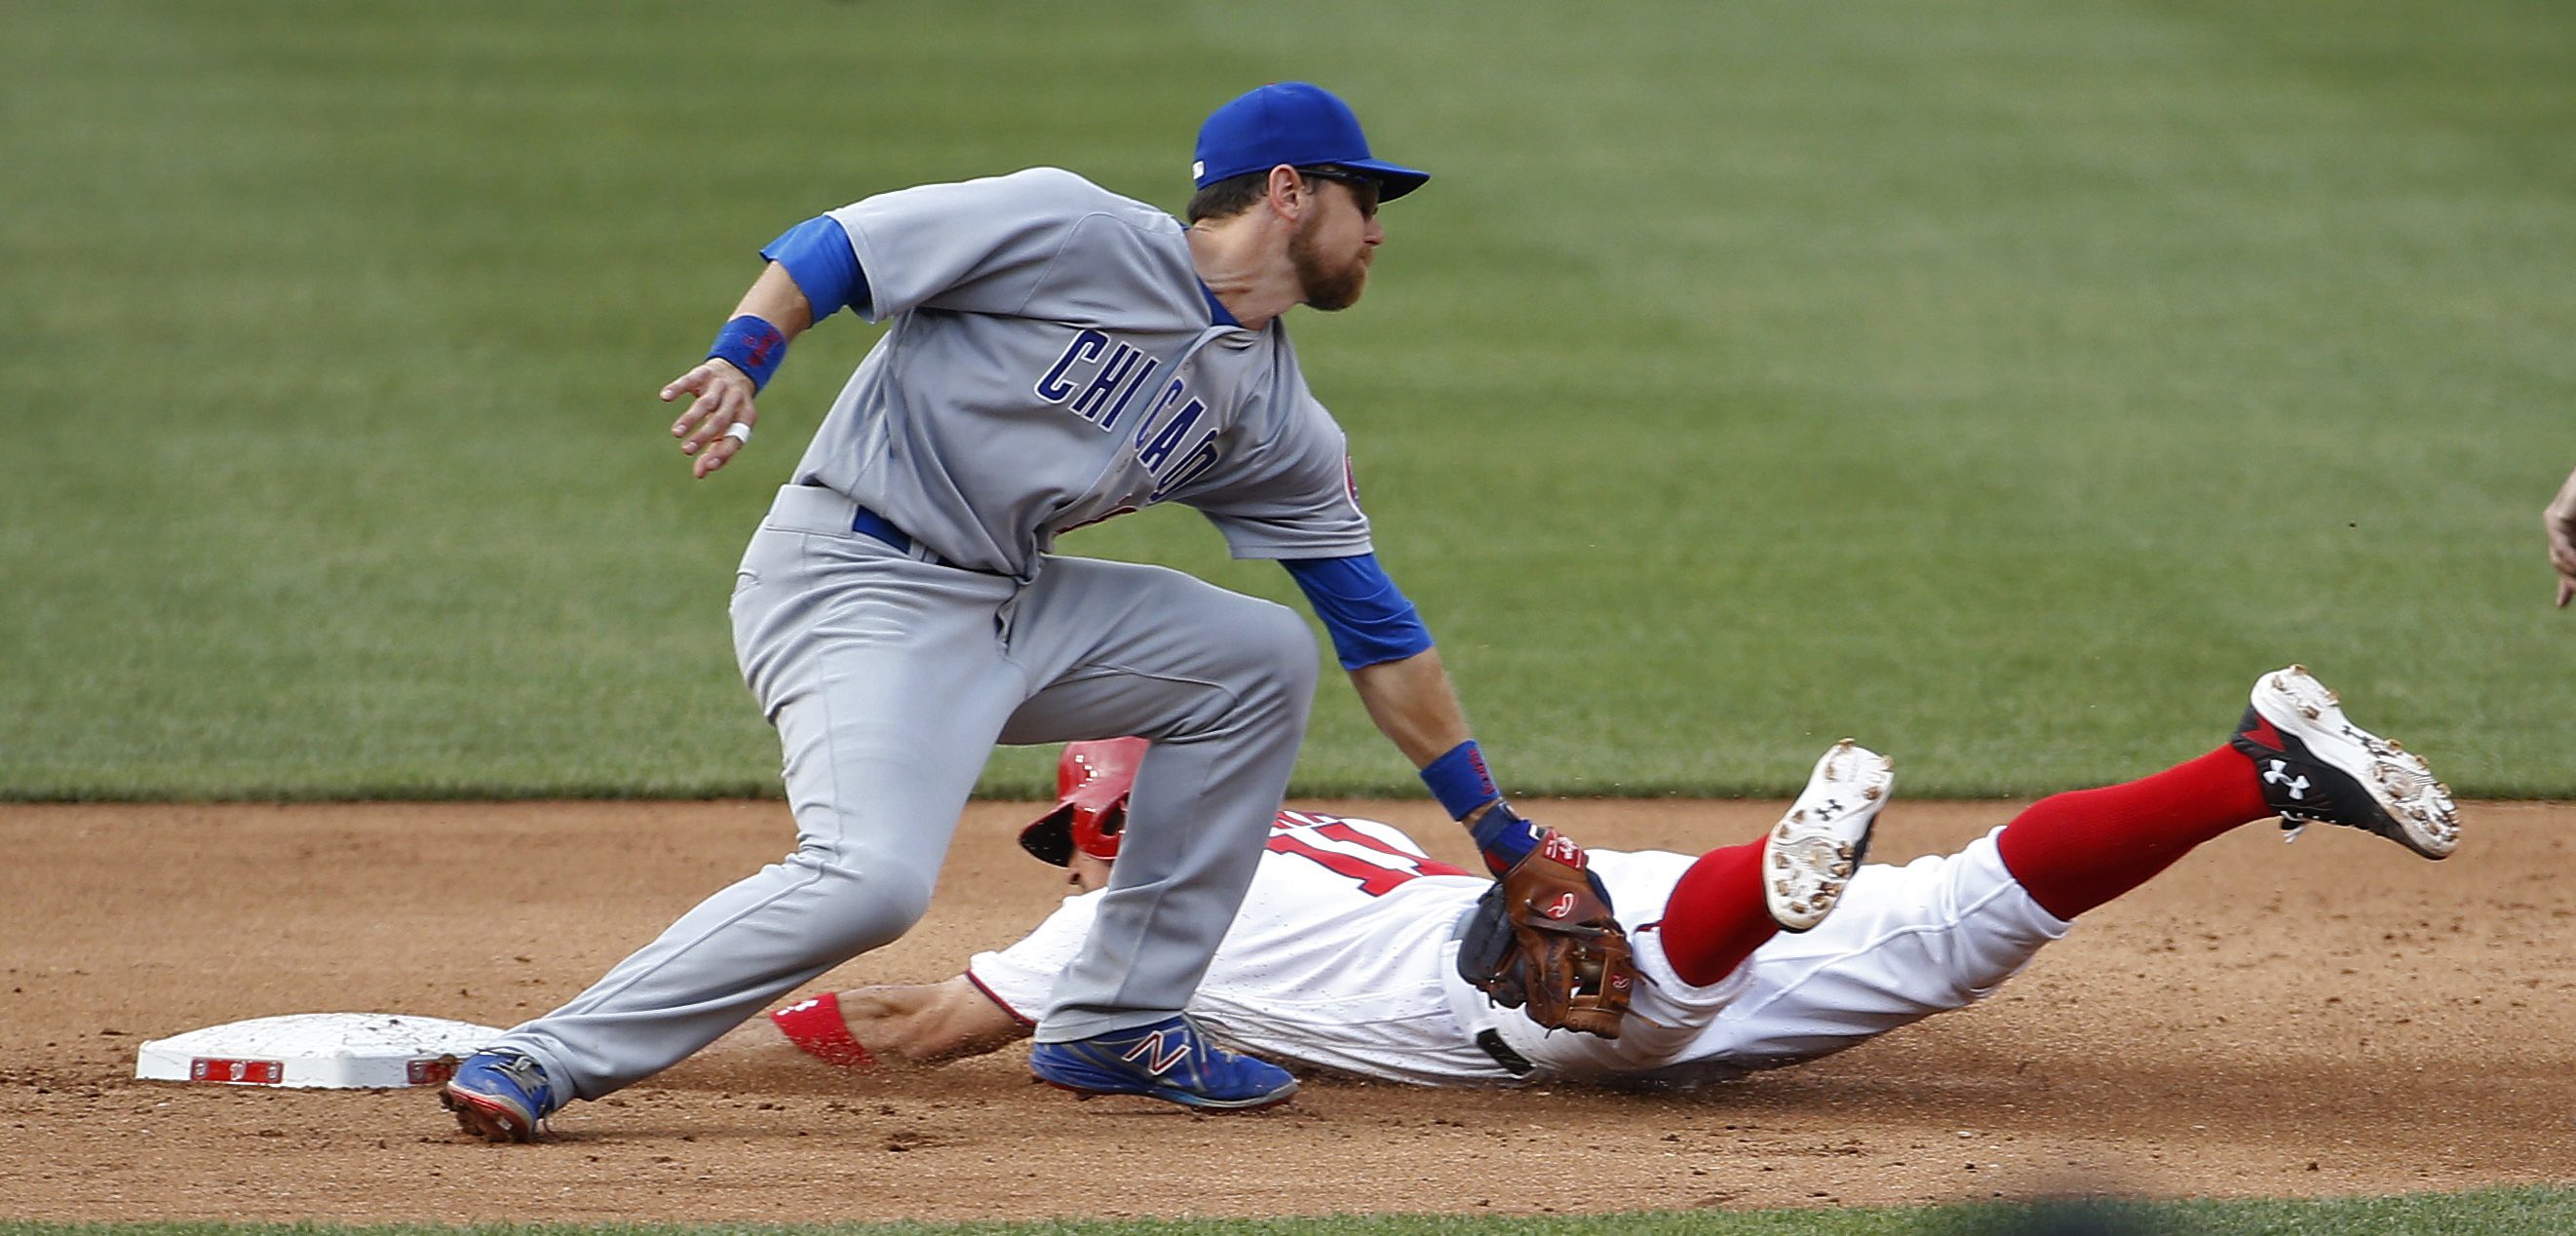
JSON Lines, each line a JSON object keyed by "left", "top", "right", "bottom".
{"left": 724, "top": 421, "right": 753, "bottom": 444}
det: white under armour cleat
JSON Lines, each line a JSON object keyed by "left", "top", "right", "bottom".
{"left": 2229, "top": 665, "right": 2459, "bottom": 859}
{"left": 1765, "top": 740, "right": 1894, "bottom": 932}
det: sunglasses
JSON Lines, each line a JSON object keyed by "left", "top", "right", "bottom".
{"left": 1294, "top": 166, "right": 1382, "bottom": 215}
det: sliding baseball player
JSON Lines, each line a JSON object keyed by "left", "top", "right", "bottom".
{"left": 713, "top": 666, "right": 2457, "bottom": 1089}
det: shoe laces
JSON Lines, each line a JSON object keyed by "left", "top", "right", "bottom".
{"left": 481, "top": 1052, "right": 553, "bottom": 1101}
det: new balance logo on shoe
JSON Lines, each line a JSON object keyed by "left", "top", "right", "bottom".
{"left": 1029, "top": 1015, "right": 1298, "bottom": 1110}
{"left": 1118, "top": 1028, "right": 1192, "bottom": 1076}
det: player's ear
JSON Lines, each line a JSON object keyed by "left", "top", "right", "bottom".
{"left": 1265, "top": 164, "right": 1306, "bottom": 219}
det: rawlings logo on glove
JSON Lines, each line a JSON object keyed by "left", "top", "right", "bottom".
{"left": 1456, "top": 811, "right": 1634, "bottom": 1040}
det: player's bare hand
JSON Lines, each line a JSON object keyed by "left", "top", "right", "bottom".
{"left": 2548, "top": 508, "right": 2576, "bottom": 608}
{"left": 662, "top": 360, "right": 759, "bottom": 480}
{"left": 2547, "top": 466, "right": 2576, "bottom": 608}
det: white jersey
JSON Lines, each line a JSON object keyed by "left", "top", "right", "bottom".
{"left": 969, "top": 811, "right": 2071, "bottom": 1088}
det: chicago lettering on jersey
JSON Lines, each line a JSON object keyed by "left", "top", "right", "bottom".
{"left": 1033, "top": 329, "right": 1223, "bottom": 501}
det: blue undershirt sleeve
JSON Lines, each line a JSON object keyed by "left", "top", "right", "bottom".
{"left": 759, "top": 215, "right": 869, "bottom": 323}
{"left": 1282, "top": 554, "right": 1435, "bottom": 671}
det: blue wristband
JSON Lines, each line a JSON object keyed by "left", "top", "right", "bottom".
{"left": 1468, "top": 801, "right": 1543, "bottom": 874}
{"left": 709, "top": 315, "right": 788, "bottom": 393}
{"left": 1421, "top": 741, "right": 1500, "bottom": 820}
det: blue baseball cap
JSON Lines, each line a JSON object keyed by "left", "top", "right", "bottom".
{"left": 1192, "top": 82, "right": 1431, "bottom": 202}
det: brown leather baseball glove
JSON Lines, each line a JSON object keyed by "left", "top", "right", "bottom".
{"left": 1456, "top": 830, "right": 1635, "bottom": 1038}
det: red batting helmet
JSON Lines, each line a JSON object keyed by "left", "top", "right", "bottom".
{"left": 1017, "top": 737, "right": 1147, "bottom": 867}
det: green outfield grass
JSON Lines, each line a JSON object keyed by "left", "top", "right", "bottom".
{"left": 5, "top": 0, "right": 2570, "bottom": 800}
{"left": 14, "top": 1184, "right": 2576, "bottom": 1232}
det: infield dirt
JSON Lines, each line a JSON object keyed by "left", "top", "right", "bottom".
{"left": 3, "top": 797, "right": 2570, "bottom": 1221}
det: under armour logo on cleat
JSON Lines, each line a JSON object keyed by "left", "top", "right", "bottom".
{"left": 2263, "top": 759, "right": 2312, "bottom": 799}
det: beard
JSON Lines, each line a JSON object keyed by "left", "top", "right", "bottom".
{"left": 1290, "top": 215, "right": 1369, "bottom": 312}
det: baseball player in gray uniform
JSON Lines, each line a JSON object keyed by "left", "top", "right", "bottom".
{"left": 442, "top": 83, "right": 1612, "bottom": 1141}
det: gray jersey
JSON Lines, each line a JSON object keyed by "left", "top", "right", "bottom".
{"left": 792, "top": 168, "right": 1372, "bottom": 577}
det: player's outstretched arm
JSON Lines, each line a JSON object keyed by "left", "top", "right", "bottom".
{"left": 1353, "top": 649, "right": 1634, "bottom": 1037}
{"left": 1348, "top": 649, "right": 1589, "bottom": 870}
{"left": 661, "top": 261, "right": 816, "bottom": 481}
{"left": 2547, "top": 463, "right": 2576, "bottom": 608}
{"left": 688, "top": 977, "right": 1024, "bottom": 1078}
{"left": 1277, "top": 558, "right": 1603, "bottom": 876}
{"left": 1347, "top": 647, "right": 1475, "bottom": 769}
{"left": 832, "top": 978, "right": 1028, "bottom": 1066}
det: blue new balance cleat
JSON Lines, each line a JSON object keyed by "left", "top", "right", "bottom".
{"left": 440, "top": 1050, "right": 558, "bottom": 1142}
{"left": 1029, "top": 1015, "right": 1297, "bottom": 1111}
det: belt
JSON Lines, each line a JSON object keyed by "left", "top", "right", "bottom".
{"left": 849, "top": 504, "right": 965, "bottom": 570}
{"left": 1476, "top": 1028, "right": 1535, "bottom": 1077}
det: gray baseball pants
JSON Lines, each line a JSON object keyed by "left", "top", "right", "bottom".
{"left": 494, "top": 483, "right": 1317, "bottom": 1101}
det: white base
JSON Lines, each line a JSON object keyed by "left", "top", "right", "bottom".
{"left": 135, "top": 1013, "right": 503, "bottom": 1089}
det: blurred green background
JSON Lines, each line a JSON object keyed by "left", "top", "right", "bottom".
{"left": 4, "top": 0, "right": 2568, "bottom": 800}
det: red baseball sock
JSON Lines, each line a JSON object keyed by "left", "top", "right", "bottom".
{"left": 1655, "top": 839, "right": 1780, "bottom": 986}
{"left": 1993, "top": 746, "right": 2272, "bottom": 921}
